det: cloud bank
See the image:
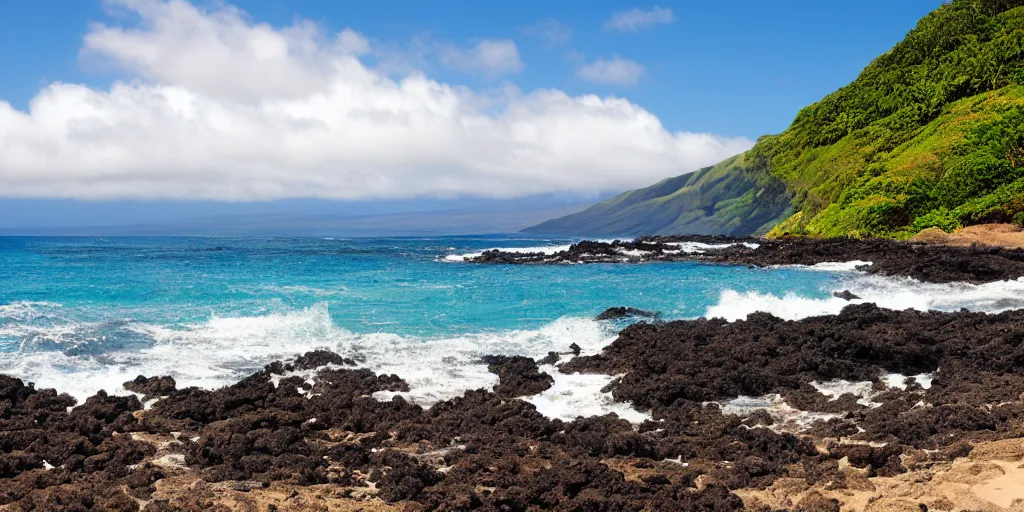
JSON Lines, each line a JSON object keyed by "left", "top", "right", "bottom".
{"left": 0, "top": 0, "right": 749, "bottom": 201}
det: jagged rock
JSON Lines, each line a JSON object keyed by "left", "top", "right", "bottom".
{"left": 467, "top": 236, "right": 1024, "bottom": 284}
{"left": 481, "top": 355, "right": 554, "bottom": 398}
{"left": 124, "top": 376, "right": 177, "bottom": 399}
{"left": 595, "top": 307, "right": 660, "bottom": 321}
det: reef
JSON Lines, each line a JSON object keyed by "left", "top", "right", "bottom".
{"left": 3, "top": 302, "right": 1024, "bottom": 510}
{"left": 466, "top": 236, "right": 1024, "bottom": 284}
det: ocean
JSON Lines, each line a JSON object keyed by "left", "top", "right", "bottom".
{"left": 2, "top": 235, "right": 1023, "bottom": 421}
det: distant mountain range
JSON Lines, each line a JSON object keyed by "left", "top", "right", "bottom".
{"left": 0, "top": 200, "right": 592, "bottom": 237}
{"left": 527, "top": 0, "right": 1024, "bottom": 238}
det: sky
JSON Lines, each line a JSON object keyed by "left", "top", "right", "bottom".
{"left": 0, "top": 0, "right": 942, "bottom": 230}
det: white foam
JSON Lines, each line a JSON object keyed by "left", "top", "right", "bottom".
{"left": 1, "top": 303, "right": 657, "bottom": 421}
{"left": 525, "top": 366, "right": 650, "bottom": 423}
{"left": 804, "top": 260, "right": 873, "bottom": 272}
{"left": 841, "top": 275, "right": 1024, "bottom": 314}
{"left": 811, "top": 380, "right": 877, "bottom": 406}
{"left": 881, "top": 372, "right": 934, "bottom": 390}
{"left": 719, "top": 394, "right": 838, "bottom": 432}
{"left": 443, "top": 240, "right": 759, "bottom": 262}
{"left": 617, "top": 249, "right": 647, "bottom": 258}
{"left": 364, "top": 316, "right": 615, "bottom": 405}
{"left": 705, "top": 290, "right": 851, "bottom": 321}
{"left": 444, "top": 244, "right": 573, "bottom": 262}
{"left": 705, "top": 276, "right": 1024, "bottom": 322}
{"left": 0, "top": 301, "right": 64, "bottom": 321}
{"left": 0, "top": 303, "right": 622, "bottom": 411}
{"left": 665, "top": 241, "right": 761, "bottom": 252}
{"left": 811, "top": 372, "right": 935, "bottom": 407}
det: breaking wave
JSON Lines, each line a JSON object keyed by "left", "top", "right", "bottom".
{"left": 3, "top": 261, "right": 1024, "bottom": 423}
{"left": 705, "top": 275, "right": 1024, "bottom": 321}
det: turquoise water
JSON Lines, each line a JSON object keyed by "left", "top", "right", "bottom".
{"left": 2, "top": 235, "right": 1019, "bottom": 412}
{"left": 0, "top": 236, "right": 838, "bottom": 340}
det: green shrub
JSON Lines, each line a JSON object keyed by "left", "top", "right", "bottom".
{"left": 913, "top": 208, "right": 962, "bottom": 232}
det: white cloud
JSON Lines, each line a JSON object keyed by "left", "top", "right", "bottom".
{"left": 438, "top": 39, "right": 524, "bottom": 77}
{"left": 577, "top": 57, "right": 645, "bottom": 86}
{"left": 81, "top": 0, "right": 350, "bottom": 100}
{"left": 523, "top": 19, "right": 572, "bottom": 47}
{"left": 0, "top": 0, "right": 751, "bottom": 201}
{"left": 604, "top": 6, "right": 676, "bottom": 32}
{"left": 337, "top": 28, "right": 371, "bottom": 55}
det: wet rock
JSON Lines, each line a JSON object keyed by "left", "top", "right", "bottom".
{"left": 562, "top": 304, "right": 1024, "bottom": 422}
{"left": 537, "top": 351, "right": 561, "bottom": 365}
{"left": 467, "top": 236, "right": 1024, "bottom": 284}
{"left": 832, "top": 290, "right": 860, "bottom": 301}
{"left": 481, "top": 355, "right": 554, "bottom": 398}
{"left": 290, "top": 350, "right": 356, "bottom": 370}
{"left": 124, "top": 376, "right": 177, "bottom": 399}
{"left": 595, "top": 307, "right": 660, "bottom": 321}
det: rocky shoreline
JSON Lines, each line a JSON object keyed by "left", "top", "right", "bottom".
{"left": 466, "top": 236, "right": 1024, "bottom": 284}
{"left": 4, "top": 296, "right": 1024, "bottom": 510}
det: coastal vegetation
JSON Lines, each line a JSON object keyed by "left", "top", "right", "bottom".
{"left": 528, "top": 0, "right": 1024, "bottom": 238}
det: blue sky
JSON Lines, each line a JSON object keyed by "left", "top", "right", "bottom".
{"left": 0, "top": 0, "right": 942, "bottom": 230}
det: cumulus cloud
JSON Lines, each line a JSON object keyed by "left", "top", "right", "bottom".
{"left": 604, "top": 6, "right": 676, "bottom": 32}
{"left": 523, "top": 18, "right": 572, "bottom": 48}
{"left": 0, "top": 0, "right": 751, "bottom": 201}
{"left": 577, "top": 57, "right": 645, "bottom": 86}
{"left": 437, "top": 39, "right": 524, "bottom": 77}
{"left": 337, "top": 28, "right": 371, "bottom": 55}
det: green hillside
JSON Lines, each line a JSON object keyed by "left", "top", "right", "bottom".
{"left": 526, "top": 154, "right": 791, "bottom": 236}
{"left": 527, "top": 0, "right": 1024, "bottom": 239}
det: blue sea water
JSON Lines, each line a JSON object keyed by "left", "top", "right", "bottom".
{"left": 1, "top": 236, "right": 1022, "bottom": 415}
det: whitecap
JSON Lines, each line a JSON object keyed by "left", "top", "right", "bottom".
{"left": 0, "top": 301, "right": 64, "bottom": 322}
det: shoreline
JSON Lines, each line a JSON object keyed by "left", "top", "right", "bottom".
{"left": 4, "top": 299, "right": 1024, "bottom": 510}
{"left": 464, "top": 232, "right": 1024, "bottom": 284}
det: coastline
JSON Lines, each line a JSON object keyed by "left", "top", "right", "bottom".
{"left": 3, "top": 235, "right": 1024, "bottom": 510}
{"left": 4, "top": 301, "right": 1024, "bottom": 509}
{"left": 463, "top": 229, "right": 1024, "bottom": 284}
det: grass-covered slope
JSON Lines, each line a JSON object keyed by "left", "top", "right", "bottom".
{"left": 527, "top": 154, "right": 791, "bottom": 236}
{"left": 528, "top": 0, "right": 1024, "bottom": 238}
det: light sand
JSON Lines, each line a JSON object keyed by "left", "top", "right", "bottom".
{"left": 912, "top": 223, "right": 1024, "bottom": 249}
{"left": 736, "top": 438, "right": 1024, "bottom": 511}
